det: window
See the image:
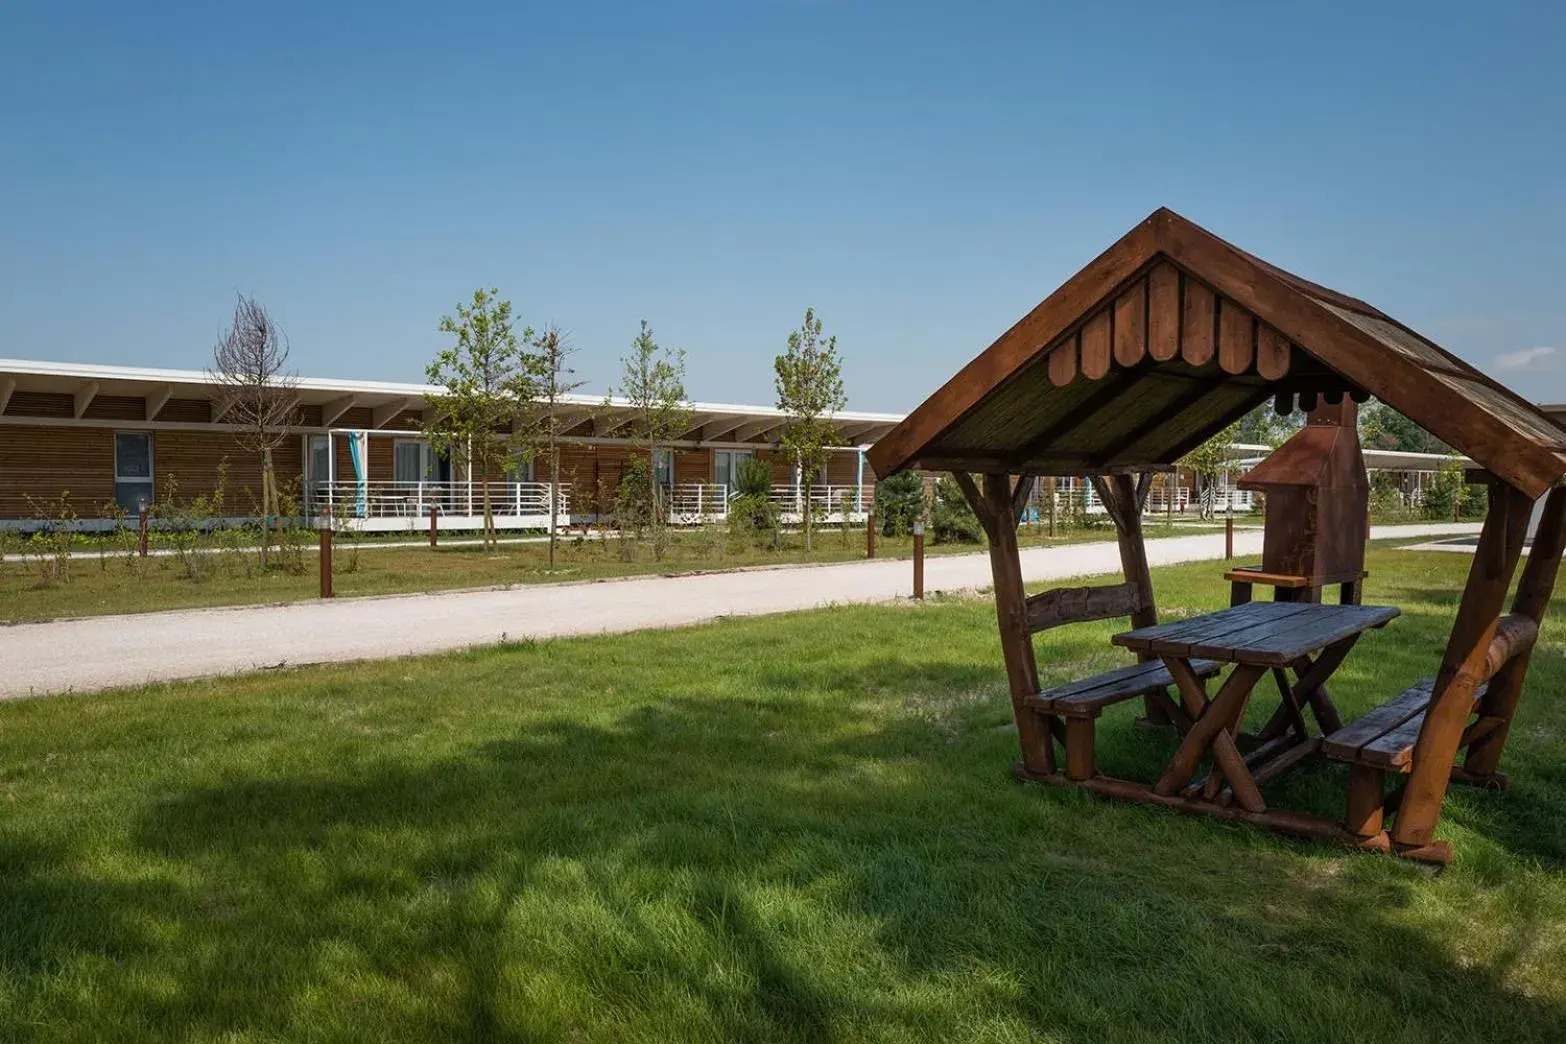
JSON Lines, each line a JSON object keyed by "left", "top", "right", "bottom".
{"left": 712, "top": 449, "right": 754, "bottom": 490}
{"left": 653, "top": 449, "right": 674, "bottom": 488}
{"left": 393, "top": 439, "right": 428, "bottom": 484}
{"left": 308, "top": 435, "right": 332, "bottom": 488}
{"left": 114, "top": 432, "right": 154, "bottom": 512}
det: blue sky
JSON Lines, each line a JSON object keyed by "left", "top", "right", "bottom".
{"left": 1, "top": 1, "right": 1562, "bottom": 411}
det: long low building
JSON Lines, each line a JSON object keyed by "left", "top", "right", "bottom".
{"left": 0, "top": 358, "right": 901, "bottom": 531}
{"left": 2, "top": 356, "right": 1556, "bottom": 532}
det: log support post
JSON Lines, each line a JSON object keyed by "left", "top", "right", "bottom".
{"left": 319, "top": 517, "right": 334, "bottom": 599}
{"left": 1393, "top": 480, "right": 1531, "bottom": 849}
{"left": 1092, "top": 472, "right": 1168, "bottom": 726}
{"left": 1465, "top": 484, "right": 1566, "bottom": 776}
{"left": 954, "top": 470, "right": 1054, "bottom": 776}
{"left": 866, "top": 511, "right": 877, "bottom": 559}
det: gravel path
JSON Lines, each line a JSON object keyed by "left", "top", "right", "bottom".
{"left": 0, "top": 523, "right": 1480, "bottom": 698}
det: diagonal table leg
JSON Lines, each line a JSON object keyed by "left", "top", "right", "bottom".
{"left": 1253, "top": 636, "right": 1358, "bottom": 742}
{"left": 1158, "top": 659, "right": 1268, "bottom": 811}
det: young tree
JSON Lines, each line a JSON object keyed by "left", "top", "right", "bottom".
{"left": 774, "top": 307, "right": 847, "bottom": 551}
{"left": 210, "top": 294, "right": 299, "bottom": 568}
{"left": 528, "top": 325, "right": 587, "bottom": 569}
{"left": 423, "top": 289, "right": 538, "bottom": 551}
{"left": 611, "top": 321, "right": 692, "bottom": 559}
{"left": 1178, "top": 422, "right": 1238, "bottom": 520}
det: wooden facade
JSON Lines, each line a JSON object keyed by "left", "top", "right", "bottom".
{"left": 868, "top": 207, "right": 1566, "bottom": 863}
{"left": 0, "top": 414, "right": 878, "bottom": 524}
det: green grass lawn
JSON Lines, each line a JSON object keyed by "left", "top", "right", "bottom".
{"left": 2, "top": 548, "right": 1562, "bottom": 1042}
{"left": 0, "top": 522, "right": 1220, "bottom": 623}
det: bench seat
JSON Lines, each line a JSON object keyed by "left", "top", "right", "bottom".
{"left": 1025, "top": 658, "right": 1223, "bottom": 718}
{"left": 1322, "top": 678, "right": 1488, "bottom": 772}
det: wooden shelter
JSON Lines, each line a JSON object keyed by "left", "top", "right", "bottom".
{"left": 867, "top": 207, "right": 1566, "bottom": 862}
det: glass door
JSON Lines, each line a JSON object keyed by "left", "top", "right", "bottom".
{"left": 114, "top": 432, "right": 154, "bottom": 512}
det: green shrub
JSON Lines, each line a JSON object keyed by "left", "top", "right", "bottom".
{"left": 930, "top": 476, "right": 982, "bottom": 544}
{"left": 875, "top": 470, "right": 925, "bottom": 536}
{"left": 728, "top": 457, "right": 779, "bottom": 539}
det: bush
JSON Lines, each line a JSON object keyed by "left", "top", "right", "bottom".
{"left": 930, "top": 476, "right": 982, "bottom": 544}
{"left": 728, "top": 457, "right": 779, "bottom": 539}
{"left": 875, "top": 471, "right": 925, "bottom": 536}
{"left": 1421, "top": 457, "right": 1486, "bottom": 521}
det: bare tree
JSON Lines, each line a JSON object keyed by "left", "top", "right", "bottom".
{"left": 210, "top": 294, "right": 299, "bottom": 567}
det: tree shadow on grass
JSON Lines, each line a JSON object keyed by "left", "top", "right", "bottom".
{"left": 89, "top": 673, "right": 1566, "bottom": 1043}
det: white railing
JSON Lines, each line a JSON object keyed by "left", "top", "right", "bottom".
{"left": 308, "top": 481, "right": 570, "bottom": 520}
{"left": 769, "top": 483, "right": 873, "bottom": 522}
{"left": 654, "top": 483, "right": 874, "bottom": 524}
{"left": 1037, "top": 485, "right": 1255, "bottom": 517}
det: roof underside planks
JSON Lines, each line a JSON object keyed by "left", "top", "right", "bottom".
{"left": 869, "top": 208, "right": 1566, "bottom": 498}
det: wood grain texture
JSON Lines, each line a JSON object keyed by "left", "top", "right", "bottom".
{"left": 1025, "top": 582, "right": 1140, "bottom": 632}
{"left": 1047, "top": 333, "right": 1078, "bottom": 387}
{"left": 1394, "top": 483, "right": 1530, "bottom": 846}
{"left": 1147, "top": 263, "right": 1181, "bottom": 361}
{"left": 1180, "top": 280, "right": 1216, "bottom": 366}
{"left": 1256, "top": 324, "right": 1291, "bottom": 380}
{"left": 1217, "top": 300, "right": 1255, "bottom": 374}
{"left": 1113, "top": 281, "right": 1147, "bottom": 367}
{"left": 1080, "top": 310, "right": 1112, "bottom": 380}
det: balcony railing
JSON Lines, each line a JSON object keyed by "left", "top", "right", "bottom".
{"left": 304, "top": 480, "right": 875, "bottom": 529}
{"left": 307, "top": 481, "right": 569, "bottom": 521}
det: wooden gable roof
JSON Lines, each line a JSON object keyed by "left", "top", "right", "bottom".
{"left": 868, "top": 208, "right": 1566, "bottom": 498}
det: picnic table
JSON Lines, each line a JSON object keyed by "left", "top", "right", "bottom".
{"left": 1112, "top": 601, "right": 1400, "bottom": 813}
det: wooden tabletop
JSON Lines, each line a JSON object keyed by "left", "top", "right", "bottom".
{"left": 1112, "top": 601, "right": 1400, "bottom": 667}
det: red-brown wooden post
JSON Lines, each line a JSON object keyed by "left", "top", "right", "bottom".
{"left": 1393, "top": 481, "right": 1531, "bottom": 850}
{"left": 912, "top": 521, "right": 924, "bottom": 600}
{"left": 867, "top": 511, "right": 876, "bottom": 559}
{"left": 1465, "top": 485, "right": 1566, "bottom": 776}
{"left": 137, "top": 505, "right": 149, "bottom": 557}
{"left": 429, "top": 505, "right": 438, "bottom": 548}
{"left": 1225, "top": 511, "right": 1234, "bottom": 560}
{"left": 1094, "top": 472, "right": 1170, "bottom": 726}
{"left": 319, "top": 516, "right": 334, "bottom": 599}
{"left": 956, "top": 471, "right": 1053, "bottom": 776}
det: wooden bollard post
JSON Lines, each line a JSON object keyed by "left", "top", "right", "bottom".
{"left": 912, "top": 520, "right": 925, "bottom": 600}
{"left": 1225, "top": 511, "right": 1234, "bottom": 560}
{"left": 137, "top": 505, "right": 149, "bottom": 557}
{"left": 866, "top": 511, "right": 877, "bottom": 559}
{"left": 319, "top": 520, "right": 334, "bottom": 598}
{"left": 429, "top": 505, "right": 438, "bottom": 548}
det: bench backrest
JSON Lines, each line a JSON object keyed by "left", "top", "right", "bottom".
{"left": 1025, "top": 581, "right": 1149, "bottom": 634}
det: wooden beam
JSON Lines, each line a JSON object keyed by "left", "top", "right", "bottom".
{"left": 210, "top": 396, "right": 234, "bottom": 423}
{"left": 371, "top": 397, "right": 411, "bottom": 429}
{"left": 1009, "top": 369, "right": 1142, "bottom": 464}
{"left": 0, "top": 375, "right": 14, "bottom": 414}
{"left": 1155, "top": 389, "right": 1273, "bottom": 466}
{"left": 1094, "top": 376, "right": 1228, "bottom": 466}
{"left": 73, "top": 380, "right": 99, "bottom": 419}
{"left": 1026, "top": 582, "right": 1140, "bottom": 633}
{"left": 979, "top": 471, "right": 1053, "bottom": 776}
{"left": 1466, "top": 485, "right": 1566, "bottom": 776}
{"left": 320, "top": 394, "right": 359, "bottom": 428}
{"left": 732, "top": 418, "right": 783, "bottom": 442}
{"left": 144, "top": 384, "right": 174, "bottom": 422}
{"left": 1156, "top": 213, "right": 1566, "bottom": 498}
{"left": 1393, "top": 481, "right": 1531, "bottom": 848}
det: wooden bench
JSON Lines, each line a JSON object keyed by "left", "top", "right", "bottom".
{"left": 1027, "top": 659, "right": 1222, "bottom": 718}
{"left": 1322, "top": 678, "right": 1491, "bottom": 838}
{"left": 1024, "top": 657, "right": 1222, "bottom": 781}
